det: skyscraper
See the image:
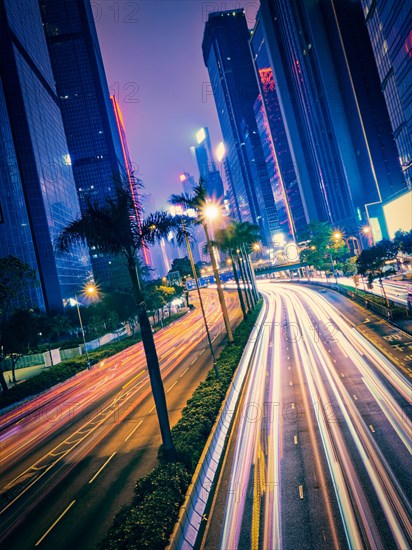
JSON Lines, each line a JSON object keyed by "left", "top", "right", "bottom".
{"left": 361, "top": 0, "right": 412, "bottom": 189}
{"left": 257, "top": 0, "right": 406, "bottom": 239}
{"left": 191, "top": 127, "right": 224, "bottom": 201}
{"left": 250, "top": 17, "right": 308, "bottom": 241}
{"left": 179, "top": 172, "right": 197, "bottom": 198}
{"left": 40, "top": 0, "right": 130, "bottom": 285}
{"left": 202, "top": 10, "right": 280, "bottom": 246}
{"left": 0, "top": 0, "right": 90, "bottom": 312}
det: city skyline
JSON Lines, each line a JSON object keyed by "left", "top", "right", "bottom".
{"left": 94, "top": 0, "right": 256, "bottom": 210}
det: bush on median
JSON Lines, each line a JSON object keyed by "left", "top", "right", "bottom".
{"left": 100, "top": 301, "right": 262, "bottom": 550}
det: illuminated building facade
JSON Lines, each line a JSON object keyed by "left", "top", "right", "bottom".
{"left": 40, "top": 0, "right": 129, "bottom": 285}
{"left": 111, "top": 95, "right": 151, "bottom": 267}
{"left": 361, "top": 0, "right": 412, "bottom": 189}
{"left": 0, "top": 0, "right": 90, "bottom": 312}
{"left": 202, "top": 10, "right": 280, "bottom": 246}
{"left": 250, "top": 18, "right": 307, "bottom": 241}
{"left": 191, "top": 127, "right": 224, "bottom": 201}
{"left": 257, "top": 0, "right": 407, "bottom": 240}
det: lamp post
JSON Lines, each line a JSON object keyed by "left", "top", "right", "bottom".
{"left": 75, "top": 284, "right": 97, "bottom": 370}
{"left": 181, "top": 218, "right": 219, "bottom": 378}
{"left": 202, "top": 204, "right": 234, "bottom": 343}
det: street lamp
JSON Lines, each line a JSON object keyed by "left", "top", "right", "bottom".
{"left": 200, "top": 202, "right": 234, "bottom": 343}
{"left": 75, "top": 283, "right": 97, "bottom": 370}
{"left": 180, "top": 218, "right": 219, "bottom": 378}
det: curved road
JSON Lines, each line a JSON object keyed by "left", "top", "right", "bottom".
{"left": 204, "top": 282, "right": 411, "bottom": 549}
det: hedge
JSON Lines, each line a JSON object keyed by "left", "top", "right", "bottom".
{"left": 99, "top": 300, "right": 263, "bottom": 549}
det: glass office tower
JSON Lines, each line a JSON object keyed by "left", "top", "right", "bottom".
{"left": 0, "top": 0, "right": 90, "bottom": 312}
{"left": 250, "top": 18, "right": 307, "bottom": 241}
{"left": 202, "top": 10, "right": 280, "bottom": 246}
{"left": 40, "top": 0, "right": 129, "bottom": 286}
{"left": 361, "top": 0, "right": 411, "bottom": 189}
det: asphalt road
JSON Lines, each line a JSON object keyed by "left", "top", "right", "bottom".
{"left": 0, "top": 289, "right": 242, "bottom": 550}
{"left": 202, "top": 282, "right": 411, "bottom": 549}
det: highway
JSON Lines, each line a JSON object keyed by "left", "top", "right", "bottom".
{"left": 203, "top": 282, "right": 412, "bottom": 549}
{"left": 0, "top": 289, "right": 241, "bottom": 550}
{"left": 306, "top": 275, "right": 410, "bottom": 306}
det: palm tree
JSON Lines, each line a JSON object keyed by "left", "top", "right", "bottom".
{"left": 212, "top": 224, "right": 248, "bottom": 319}
{"left": 169, "top": 181, "right": 234, "bottom": 343}
{"left": 57, "top": 187, "right": 183, "bottom": 458}
{"left": 234, "top": 221, "right": 261, "bottom": 303}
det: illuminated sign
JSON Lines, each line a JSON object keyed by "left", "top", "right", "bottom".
{"left": 383, "top": 190, "right": 412, "bottom": 239}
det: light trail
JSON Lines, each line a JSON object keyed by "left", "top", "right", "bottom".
{"left": 213, "top": 282, "right": 411, "bottom": 548}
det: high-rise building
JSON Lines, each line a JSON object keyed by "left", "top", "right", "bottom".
{"left": 40, "top": 0, "right": 130, "bottom": 285}
{"left": 257, "top": 0, "right": 407, "bottom": 239}
{"left": 250, "top": 18, "right": 308, "bottom": 241}
{"left": 179, "top": 172, "right": 197, "bottom": 198}
{"left": 0, "top": 0, "right": 90, "bottom": 312}
{"left": 202, "top": 10, "right": 280, "bottom": 246}
{"left": 191, "top": 127, "right": 224, "bottom": 201}
{"left": 361, "top": 0, "right": 412, "bottom": 190}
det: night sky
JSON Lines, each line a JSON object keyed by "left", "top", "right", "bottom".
{"left": 95, "top": 0, "right": 255, "bottom": 210}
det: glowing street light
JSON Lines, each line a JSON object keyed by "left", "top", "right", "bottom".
{"left": 76, "top": 283, "right": 98, "bottom": 370}
{"left": 333, "top": 231, "right": 343, "bottom": 241}
{"left": 199, "top": 201, "right": 234, "bottom": 343}
{"left": 203, "top": 203, "right": 220, "bottom": 221}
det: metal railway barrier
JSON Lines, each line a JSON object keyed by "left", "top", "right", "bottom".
{"left": 168, "top": 301, "right": 267, "bottom": 550}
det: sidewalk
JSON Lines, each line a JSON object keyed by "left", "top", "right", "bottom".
{"left": 3, "top": 364, "right": 50, "bottom": 389}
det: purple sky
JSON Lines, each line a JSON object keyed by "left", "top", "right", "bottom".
{"left": 94, "top": 0, "right": 256, "bottom": 210}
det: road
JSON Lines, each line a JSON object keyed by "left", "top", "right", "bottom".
{"left": 203, "top": 282, "right": 412, "bottom": 549}
{"left": 0, "top": 289, "right": 241, "bottom": 550}
{"left": 305, "top": 275, "right": 410, "bottom": 306}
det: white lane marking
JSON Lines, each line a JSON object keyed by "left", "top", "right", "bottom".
{"left": 88, "top": 452, "right": 117, "bottom": 484}
{"left": 35, "top": 500, "right": 76, "bottom": 546}
{"left": 190, "top": 358, "right": 197, "bottom": 365}
{"left": 124, "top": 420, "right": 143, "bottom": 442}
{"left": 180, "top": 367, "right": 189, "bottom": 378}
{"left": 148, "top": 404, "right": 156, "bottom": 414}
{"left": 167, "top": 380, "right": 178, "bottom": 394}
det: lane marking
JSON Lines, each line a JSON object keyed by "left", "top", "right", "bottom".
{"left": 353, "top": 395, "right": 358, "bottom": 400}
{"left": 299, "top": 485, "right": 304, "bottom": 500}
{"left": 124, "top": 420, "right": 143, "bottom": 442}
{"left": 148, "top": 404, "right": 156, "bottom": 414}
{"left": 122, "top": 371, "right": 143, "bottom": 390}
{"left": 35, "top": 500, "right": 76, "bottom": 546}
{"left": 294, "top": 435, "right": 298, "bottom": 445}
{"left": 190, "top": 358, "right": 197, "bottom": 365}
{"left": 180, "top": 367, "right": 189, "bottom": 378}
{"left": 166, "top": 380, "right": 178, "bottom": 394}
{"left": 89, "top": 452, "right": 116, "bottom": 484}
{"left": 369, "top": 424, "right": 375, "bottom": 433}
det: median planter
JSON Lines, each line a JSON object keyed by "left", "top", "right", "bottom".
{"left": 99, "top": 301, "right": 263, "bottom": 550}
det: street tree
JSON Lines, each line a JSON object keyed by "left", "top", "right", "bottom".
{"left": 356, "top": 239, "right": 399, "bottom": 305}
{"left": 0, "top": 256, "right": 36, "bottom": 393}
{"left": 300, "top": 222, "right": 348, "bottom": 271}
{"left": 169, "top": 180, "right": 234, "bottom": 342}
{"left": 394, "top": 230, "right": 412, "bottom": 255}
{"left": 57, "top": 186, "right": 184, "bottom": 457}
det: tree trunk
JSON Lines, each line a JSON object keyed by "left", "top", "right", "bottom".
{"left": 230, "top": 252, "right": 247, "bottom": 319}
{"left": 237, "top": 252, "right": 253, "bottom": 310}
{"left": 203, "top": 222, "right": 234, "bottom": 342}
{"left": 127, "top": 259, "right": 175, "bottom": 458}
{"left": 11, "top": 354, "right": 17, "bottom": 384}
{"left": 0, "top": 369, "right": 8, "bottom": 393}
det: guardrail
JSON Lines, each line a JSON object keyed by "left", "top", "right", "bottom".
{"left": 168, "top": 300, "right": 267, "bottom": 550}
{"left": 292, "top": 280, "right": 407, "bottom": 320}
